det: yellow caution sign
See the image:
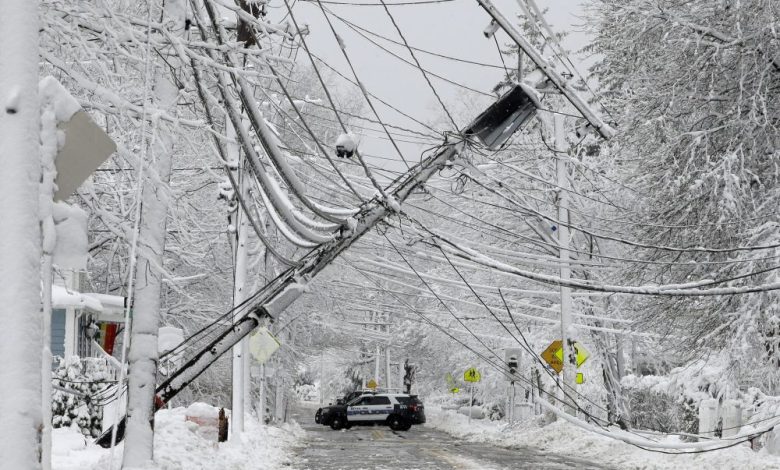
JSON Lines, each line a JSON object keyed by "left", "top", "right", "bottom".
{"left": 367, "top": 379, "right": 378, "bottom": 390}
{"left": 554, "top": 342, "right": 590, "bottom": 367}
{"left": 464, "top": 367, "right": 481, "bottom": 383}
{"left": 541, "top": 340, "right": 590, "bottom": 374}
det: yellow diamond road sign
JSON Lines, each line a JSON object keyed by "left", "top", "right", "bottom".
{"left": 367, "top": 379, "right": 378, "bottom": 390}
{"left": 554, "top": 341, "right": 590, "bottom": 367}
{"left": 541, "top": 340, "right": 590, "bottom": 374}
{"left": 464, "top": 367, "right": 481, "bottom": 383}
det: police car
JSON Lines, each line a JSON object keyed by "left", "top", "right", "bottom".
{"left": 318, "top": 393, "right": 425, "bottom": 431}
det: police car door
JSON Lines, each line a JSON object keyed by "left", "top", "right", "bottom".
{"left": 369, "top": 396, "right": 393, "bottom": 422}
{"left": 347, "top": 396, "right": 372, "bottom": 422}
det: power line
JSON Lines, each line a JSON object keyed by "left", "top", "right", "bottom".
{"left": 325, "top": 11, "right": 506, "bottom": 69}
{"left": 313, "top": 0, "right": 413, "bottom": 168}
{"left": 377, "top": 0, "right": 460, "bottom": 129}
{"left": 323, "top": 6, "right": 494, "bottom": 98}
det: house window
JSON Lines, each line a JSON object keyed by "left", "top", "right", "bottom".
{"left": 51, "top": 309, "right": 67, "bottom": 361}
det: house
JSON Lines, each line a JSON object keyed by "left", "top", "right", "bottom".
{"left": 49, "top": 202, "right": 126, "bottom": 365}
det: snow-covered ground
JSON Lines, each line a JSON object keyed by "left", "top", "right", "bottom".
{"left": 426, "top": 406, "right": 780, "bottom": 470}
{"left": 52, "top": 406, "right": 303, "bottom": 470}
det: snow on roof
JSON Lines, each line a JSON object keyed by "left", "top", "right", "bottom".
{"left": 51, "top": 285, "right": 126, "bottom": 320}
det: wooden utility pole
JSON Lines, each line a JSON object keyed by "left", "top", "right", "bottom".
{"left": 229, "top": 122, "right": 251, "bottom": 438}
{"left": 554, "top": 114, "right": 576, "bottom": 415}
{"left": 0, "top": 1, "right": 42, "bottom": 468}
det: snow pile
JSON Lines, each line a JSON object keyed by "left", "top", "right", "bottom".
{"left": 426, "top": 405, "right": 780, "bottom": 470}
{"left": 52, "top": 406, "right": 303, "bottom": 470}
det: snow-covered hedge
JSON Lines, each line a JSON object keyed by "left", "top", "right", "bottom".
{"left": 51, "top": 356, "right": 114, "bottom": 437}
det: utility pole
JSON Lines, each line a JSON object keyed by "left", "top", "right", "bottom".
{"left": 385, "top": 347, "right": 391, "bottom": 391}
{"left": 230, "top": 121, "right": 250, "bottom": 437}
{"left": 319, "top": 351, "right": 324, "bottom": 405}
{"left": 0, "top": 1, "right": 42, "bottom": 467}
{"left": 554, "top": 114, "right": 576, "bottom": 415}
{"left": 374, "top": 344, "right": 381, "bottom": 388}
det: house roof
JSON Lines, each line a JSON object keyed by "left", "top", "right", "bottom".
{"left": 51, "top": 285, "right": 127, "bottom": 322}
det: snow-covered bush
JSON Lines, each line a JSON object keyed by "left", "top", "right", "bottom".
{"left": 625, "top": 388, "right": 697, "bottom": 435}
{"left": 293, "top": 384, "right": 318, "bottom": 402}
{"left": 51, "top": 356, "right": 114, "bottom": 437}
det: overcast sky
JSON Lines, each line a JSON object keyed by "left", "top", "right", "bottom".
{"left": 267, "top": 0, "right": 594, "bottom": 177}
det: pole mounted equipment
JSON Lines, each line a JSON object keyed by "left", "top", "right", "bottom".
{"left": 474, "top": 0, "right": 616, "bottom": 140}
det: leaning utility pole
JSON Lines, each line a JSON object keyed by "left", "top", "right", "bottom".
{"left": 153, "top": 135, "right": 468, "bottom": 403}
{"left": 0, "top": 1, "right": 43, "bottom": 468}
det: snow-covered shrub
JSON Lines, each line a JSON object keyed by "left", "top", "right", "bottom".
{"left": 293, "top": 383, "right": 318, "bottom": 402}
{"left": 295, "top": 368, "right": 314, "bottom": 387}
{"left": 51, "top": 356, "right": 114, "bottom": 437}
{"left": 486, "top": 401, "right": 504, "bottom": 421}
{"left": 626, "top": 388, "right": 697, "bottom": 435}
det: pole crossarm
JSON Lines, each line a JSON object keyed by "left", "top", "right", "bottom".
{"left": 475, "top": 0, "right": 616, "bottom": 140}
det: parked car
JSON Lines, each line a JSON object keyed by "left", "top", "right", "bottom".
{"left": 318, "top": 393, "right": 425, "bottom": 431}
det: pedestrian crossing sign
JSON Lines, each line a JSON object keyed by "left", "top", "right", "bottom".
{"left": 464, "top": 367, "right": 481, "bottom": 383}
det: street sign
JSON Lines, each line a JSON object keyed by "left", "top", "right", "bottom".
{"left": 576, "top": 373, "right": 585, "bottom": 384}
{"left": 555, "top": 342, "right": 590, "bottom": 367}
{"left": 248, "top": 327, "right": 281, "bottom": 364}
{"left": 445, "top": 372, "right": 460, "bottom": 393}
{"left": 39, "top": 76, "right": 116, "bottom": 202}
{"left": 464, "top": 367, "right": 481, "bottom": 383}
{"left": 541, "top": 340, "right": 590, "bottom": 374}
{"left": 541, "top": 341, "right": 564, "bottom": 373}
{"left": 367, "top": 379, "right": 378, "bottom": 390}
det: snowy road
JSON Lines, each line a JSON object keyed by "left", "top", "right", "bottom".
{"left": 290, "top": 404, "right": 612, "bottom": 470}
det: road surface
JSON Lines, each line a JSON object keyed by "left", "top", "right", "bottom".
{"left": 290, "top": 403, "right": 612, "bottom": 469}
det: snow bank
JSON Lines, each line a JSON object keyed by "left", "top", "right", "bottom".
{"left": 52, "top": 407, "right": 303, "bottom": 470}
{"left": 426, "top": 406, "right": 780, "bottom": 470}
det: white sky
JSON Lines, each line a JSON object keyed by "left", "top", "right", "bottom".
{"left": 268, "top": 0, "right": 594, "bottom": 177}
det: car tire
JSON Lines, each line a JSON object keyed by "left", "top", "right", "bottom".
{"left": 401, "top": 421, "right": 412, "bottom": 431}
{"left": 330, "top": 415, "right": 345, "bottom": 430}
{"left": 387, "top": 414, "right": 408, "bottom": 431}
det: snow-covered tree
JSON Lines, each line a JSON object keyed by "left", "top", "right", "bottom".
{"left": 587, "top": 0, "right": 780, "bottom": 391}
